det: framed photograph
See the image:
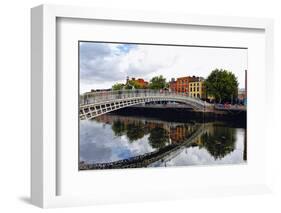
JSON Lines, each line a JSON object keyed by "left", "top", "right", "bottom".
{"left": 78, "top": 41, "right": 248, "bottom": 171}
{"left": 31, "top": 4, "right": 274, "bottom": 208}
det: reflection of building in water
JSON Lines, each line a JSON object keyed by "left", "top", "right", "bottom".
{"left": 191, "top": 123, "right": 215, "bottom": 146}
{"left": 170, "top": 126, "right": 186, "bottom": 143}
{"left": 170, "top": 125, "right": 194, "bottom": 144}
{"left": 95, "top": 114, "right": 199, "bottom": 144}
{"left": 144, "top": 122, "right": 196, "bottom": 145}
{"left": 81, "top": 114, "right": 245, "bottom": 170}
{"left": 95, "top": 115, "right": 218, "bottom": 148}
{"left": 97, "top": 115, "right": 237, "bottom": 151}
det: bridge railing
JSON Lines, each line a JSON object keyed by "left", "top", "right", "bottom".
{"left": 80, "top": 89, "right": 210, "bottom": 107}
{"left": 82, "top": 89, "right": 185, "bottom": 103}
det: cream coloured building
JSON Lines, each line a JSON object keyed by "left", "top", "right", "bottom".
{"left": 188, "top": 80, "right": 206, "bottom": 99}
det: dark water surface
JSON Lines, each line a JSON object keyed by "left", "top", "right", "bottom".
{"left": 79, "top": 114, "right": 246, "bottom": 169}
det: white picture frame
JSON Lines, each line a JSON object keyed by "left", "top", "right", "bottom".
{"left": 31, "top": 4, "right": 274, "bottom": 208}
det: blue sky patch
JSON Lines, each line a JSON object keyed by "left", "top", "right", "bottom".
{"left": 116, "top": 43, "right": 137, "bottom": 53}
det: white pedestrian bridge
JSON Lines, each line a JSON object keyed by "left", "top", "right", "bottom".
{"left": 80, "top": 89, "right": 213, "bottom": 120}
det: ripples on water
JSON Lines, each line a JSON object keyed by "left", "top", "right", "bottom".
{"left": 80, "top": 114, "right": 246, "bottom": 169}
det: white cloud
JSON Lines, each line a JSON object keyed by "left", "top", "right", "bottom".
{"left": 80, "top": 42, "right": 247, "bottom": 93}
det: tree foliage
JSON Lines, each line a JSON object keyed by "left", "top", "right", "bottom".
{"left": 148, "top": 75, "right": 167, "bottom": 89}
{"left": 112, "top": 83, "right": 124, "bottom": 90}
{"left": 205, "top": 69, "right": 238, "bottom": 103}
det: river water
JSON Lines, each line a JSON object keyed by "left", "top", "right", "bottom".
{"left": 79, "top": 114, "right": 246, "bottom": 170}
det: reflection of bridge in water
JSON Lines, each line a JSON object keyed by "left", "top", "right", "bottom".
{"left": 79, "top": 123, "right": 212, "bottom": 170}
{"left": 80, "top": 89, "right": 213, "bottom": 120}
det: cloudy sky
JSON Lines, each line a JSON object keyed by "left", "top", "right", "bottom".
{"left": 79, "top": 42, "right": 247, "bottom": 93}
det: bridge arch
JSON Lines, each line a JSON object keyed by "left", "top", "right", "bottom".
{"left": 80, "top": 89, "right": 213, "bottom": 120}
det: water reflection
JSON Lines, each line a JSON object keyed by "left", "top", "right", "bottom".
{"left": 148, "top": 127, "right": 170, "bottom": 149}
{"left": 200, "top": 127, "right": 236, "bottom": 160}
{"left": 79, "top": 114, "right": 246, "bottom": 170}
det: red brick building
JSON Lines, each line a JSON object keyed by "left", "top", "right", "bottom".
{"left": 169, "top": 76, "right": 199, "bottom": 94}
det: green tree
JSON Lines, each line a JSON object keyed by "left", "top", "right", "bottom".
{"left": 124, "top": 84, "right": 133, "bottom": 90}
{"left": 112, "top": 83, "right": 124, "bottom": 90}
{"left": 205, "top": 69, "right": 238, "bottom": 103}
{"left": 148, "top": 75, "right": 167, "bottom": 89}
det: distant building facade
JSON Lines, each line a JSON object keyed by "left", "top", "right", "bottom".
{"left": 169, "top": 76, "right": 205, "bottom": 99}
{"left": 189, "top": 78, "right": 206, "bottom": 99}
{"left": 135, "top": 78, "right": 149, "bottom": 88}
{"left": 169, "top": 76, "right": 200, "bottom": 94}
{"left": 238, "top": 88, "right": 246, "bottom": 105}
{"left": 169, "top": 78, "right": 177, "bottom": 92}
{"left": 127, "top": 76, "right": 148, "bottom": 89}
